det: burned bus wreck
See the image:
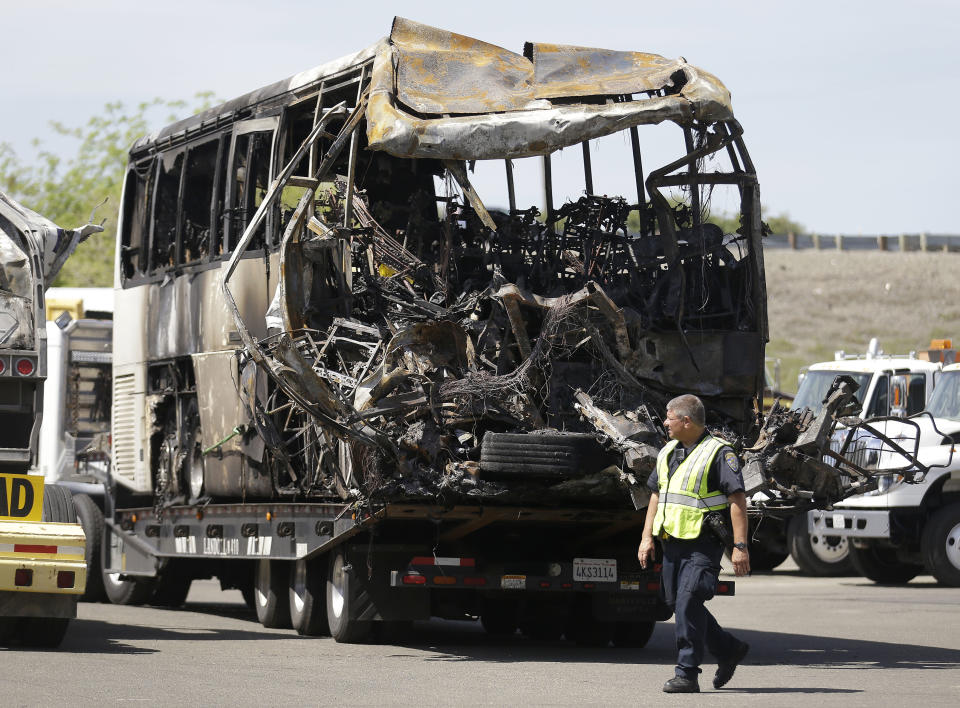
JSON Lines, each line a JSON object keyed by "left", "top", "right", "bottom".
{"left": 207, "top": 17, "right": 767, "bottom": 509}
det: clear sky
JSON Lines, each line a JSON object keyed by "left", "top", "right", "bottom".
{"left": 2, "top": 0, "right": 957, "bottom": 234}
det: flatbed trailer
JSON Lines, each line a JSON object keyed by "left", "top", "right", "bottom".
{"left": 103, "top": 496, "right": 733, "bottom": 643}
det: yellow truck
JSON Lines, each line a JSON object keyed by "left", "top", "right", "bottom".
{"left": 0, "top": 473, "right": 86, "bottom": 647}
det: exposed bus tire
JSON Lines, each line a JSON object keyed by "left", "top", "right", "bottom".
{"left": 726, "top": 543, "right": 789, "bottom": 572}
{"left": 42, "top": 484, "right": 77, "bottom": 524}
{"left": 921, "top": 504, "right": 960, "bottom": 587}
{"left": 289, "top": 558, "right": 329, "bottom": 636}
{"left": 18, "top": 617, "right": 71, "bottom": 648}
{"left": 254, "top": 559, "right": 292, "bottom": 629}
{"left": 72, "top": 494, "right": 107, "bottom": 602}
{"left": 326, "top": 549, "right": 371, "bottom": 643}
{"left": 849, "top": 542, "right": 921, "bottom": 584}
{"left": 612, "top": 620, "right": 656, "bottom": 648}
{"left": 788, "top": 514, "right": 853, "bottom": 576}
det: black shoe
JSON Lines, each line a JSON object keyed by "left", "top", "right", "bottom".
{"left": 713, "top": 641, "right": 750, "bottom": 689}
{"left": 663, "top": 676, "right": 700, "bottom": 693}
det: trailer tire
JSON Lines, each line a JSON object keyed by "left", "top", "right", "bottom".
{"left": 42, "top": 484, "right": 77, "bottom": 524}
{"left": 921, "top": 503, "right": 960, "bottom": 587}
{"left": 102, "top": 565, "right": 155, "bottom": 606}
{"left": 788, "top": 514, "right": 852, "bottom": 576}
{"left": 254, "top": 559, "right": 292, "bottom": 628}
{"left": 151, "top": 572, "right": 193, "bottom": 608}
{"left": 18, "top": 617, "right": 71, "bottom": 649}
{"left": 289, "top": 558, "right": 329, "bottom": 636}
{"left": 72, "top": 494, "right": 107, "bottom": 602}
{"left": 326, "top": 549, "right": 371, "bottom": 643}
{"left": 849, "top": 542, "right": 921, "bottom": 584}
{"left": 612, "top": 620, "right": 656, "bottom": 648}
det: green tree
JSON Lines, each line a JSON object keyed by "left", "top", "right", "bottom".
{"left": 0, "top": 93, "right": 218, "bottom": 286}
{"left": 626, "top": 203, "right": 805, "bottom": 236}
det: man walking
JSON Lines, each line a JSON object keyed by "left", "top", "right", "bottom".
{"left": 638, "top": 394, "right": 751, "bottom": 693}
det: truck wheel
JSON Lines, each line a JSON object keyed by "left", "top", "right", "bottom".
{"left": 326, "top": 549, "right": 371, "bottom": 643}
{"left": 18, "top": 617, "right": 71, "bottom": 649}
{"left": 726, "top": 543, "right": 789, "bottom": 572}
{"left": 42, "top": 484, "right": 77, "bottom": 523}
{"left": 921, "top": 504, "right": 960, "bottom": 587}
{"left": 788, "top": 514, "right": 853, "bottom": 576}
{"left": 72, "top": 494, "right": 107, "bottom": 602}
{"left": 254, "top": 559, "right": 292, "bottom": 629}
{"left": 289, "top": 558, "right": 329, "bottom": 636}
{"left": 849, "top": 542, "right": 921, "bottom": 584}
{"left": 612, "top": 620, "right": 656, "bottom": 648}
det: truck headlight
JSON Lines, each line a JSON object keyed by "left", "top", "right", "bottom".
{"left": 876, "top": 474, "right": 904, "bottom": 494}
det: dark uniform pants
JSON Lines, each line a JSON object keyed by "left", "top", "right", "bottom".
{"left": 660, "top": 534, "right": 741, "bottom": 680}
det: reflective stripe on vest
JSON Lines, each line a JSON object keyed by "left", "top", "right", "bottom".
{"left": 652, "top": 435, "right": 729, "bottom": 539}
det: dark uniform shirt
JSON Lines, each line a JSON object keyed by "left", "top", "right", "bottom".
{"left": 647, "top": 431, "right": 745, "bottom": 497}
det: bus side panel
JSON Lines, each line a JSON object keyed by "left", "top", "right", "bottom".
{"left": 192, "top": 350, "right": 272, "bottom": 498}
{"left": 112, "top": 285, "right": 151, "bottom": 493}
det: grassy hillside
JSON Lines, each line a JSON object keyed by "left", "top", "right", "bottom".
{"left": 763, "top": 249, "right": 960, "bottom": 394}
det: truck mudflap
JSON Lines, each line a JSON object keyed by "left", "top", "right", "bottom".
{"left": 389, "top": 556, "right": 735, "bottom": 597}
{"left": 809, "top": 509, "right": 891, "bottom": 539}
{"left": 0, "top": 521, "right": 87, "bottom": 594}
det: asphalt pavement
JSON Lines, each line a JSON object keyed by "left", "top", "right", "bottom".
{"left": 2, "top": 559, "right": 959, "bottom": 706}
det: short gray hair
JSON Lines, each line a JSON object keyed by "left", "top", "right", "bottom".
{"left": 667, "top": 394, "right": 705, "bottom": 426}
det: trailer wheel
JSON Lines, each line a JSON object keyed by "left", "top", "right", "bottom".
{"left": 788, "top": 514, "right": 852, "bottom": 576}
{"left": 849, "top": 542, "right": 922, "bottom": 584}
{"left": 72, "top": 494, "right": 107, "bottom": 602}
{"left": 18, "top": 617, "right": 71, "bottom": 649}
{"left": 326, "top": 549, "right": 371, "bottom": 643}
{"left": 921, "top": 503, "right": 960, "bottom": 587}
{"left": 102, "top": 566, "right": 155, "bottom": 606}
{"left": 612, "top": 620, "right": 656, "bottom": 648}
{"left": 254, "top": 559, "right": 291, "bottom": 629}
{"left": 150, "top": 566, "right": 193, "bottom": 608}
{"left": 289, "top": 558, "right": 329, "bottom": 636}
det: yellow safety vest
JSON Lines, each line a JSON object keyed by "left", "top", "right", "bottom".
{"left": 652, "top": 435, "right": 730, "bottom": 540}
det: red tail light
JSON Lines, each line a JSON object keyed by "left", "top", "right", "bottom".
{"left": 0, "top": 358, "right": 5, "bottom": 375}
{"left": 57, "top": 571, "right": 76, "bottom": 589}
{"left": 15, "top": 358, "right": 34, "bottom": 376}
{"left": 15, "top": 569, "right": 33, "bottom": 587}
{"left": 402, "top": 574, "right": 426, "bottom": 585}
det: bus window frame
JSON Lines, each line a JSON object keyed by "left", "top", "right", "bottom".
{"left": 225, "top": 117, "right": 279, "bottom": 254}
{"left": 147, "top": 146, "right": 187, "bottom": 274}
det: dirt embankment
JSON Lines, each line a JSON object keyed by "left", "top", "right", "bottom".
{"left": 763, "top": 249, "right": 960, "bottom": 393}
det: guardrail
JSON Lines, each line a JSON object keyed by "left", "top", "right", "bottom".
{"left": 764, "top": 233, "right": 960, "bottom": 252}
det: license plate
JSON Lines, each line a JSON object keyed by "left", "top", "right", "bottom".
{"left": 501, "top": 574, "right": 526, "bottom": 589}
{"left": 832, "top": 513, "right": 846, "bottom": 530}
{"left": 573, "top": 558, "right": 617, "bottom": 582}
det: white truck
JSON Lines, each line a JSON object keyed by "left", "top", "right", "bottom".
{"left": 808, "top": 361, "right": 960, "bottom": 585}
{"left": 751, "top": 341, "right": 944, "bottom": 575}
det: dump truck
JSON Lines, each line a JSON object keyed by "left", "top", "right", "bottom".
{"left": 0, "top": 193, "right": 100, "bottom": 646}
{"left": 87, "top": 18, "right": 908, "bottom": 643}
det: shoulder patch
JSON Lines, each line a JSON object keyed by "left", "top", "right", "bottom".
{"left": 723, "top": 450, "right": 740, "bottom": 472}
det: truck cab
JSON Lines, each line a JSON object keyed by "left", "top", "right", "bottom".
{"left": 808, "top": 362, "right": 960, "bottom": 585}
{"left": 751, "top": 342, "right": 943, "bottom": 575}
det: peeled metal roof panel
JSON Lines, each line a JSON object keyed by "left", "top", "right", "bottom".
{"left": 528, "top": 43, "right": 685, "bottom": 99}
{"left": 368, "top": 17, "right": 734, "bottom": 160}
